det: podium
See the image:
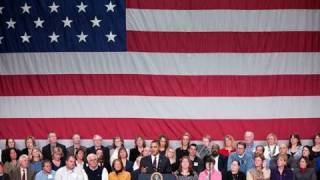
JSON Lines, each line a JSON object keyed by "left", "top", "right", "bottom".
{"left": 138, "top": 174, "right": 176, "bottom": 180}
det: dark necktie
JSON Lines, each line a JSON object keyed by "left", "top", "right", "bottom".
{"left": 152, "top": 157, "right": 157, "bottom": 172}
{"left": 22, "top": 169, "right": 26, "bottom": 180}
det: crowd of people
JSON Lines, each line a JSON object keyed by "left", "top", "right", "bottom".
{"left": 0, "top": 131, "right": 320, "bottom": 180}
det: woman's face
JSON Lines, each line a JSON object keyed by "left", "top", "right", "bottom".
{"left": 160, "top": 137, "right": 166, "bottom": 148}
{"left": 53, "top": 152, "right": 62, "bottom": 160}
{"left": 299, "top": 158, "right": 307, "bottom": 169}
{"left": 76, "top": 151, "right": 84, "bottom": 161}
{"left": 277, "top": 158, "right": 286, "bottom": 167}
{"left": 32, "top": 149, "right": 40, "bottom": 158}
{"left": 166, "top": 149, "right": 174, "bottom": 159}
{"left": 96, "top": 150, "right": 103, "bottom": 159}
{"left": 119, "top": 149, "right": 127, "bottom": 159}
{"left": 182, "top": 136, "right": 190, "bottom": 146}
{"left": 181, "top": 158, "right": 189, "bottom": 170}
{"left": 230, "top": 161, "right": 240, "bottom": 172}
{"left": 26, "top": 139, "right": 34, "bottom": 149}
{"left": 290, "top": 136, "right": 298, "bottom": 145}
{"left": 8, "top": 139, "right": 15, "bottom": 148}
{"left": 136, "top": 138, "right": 144, "bottom": 147}
{"left": 114, "top": 138, "right": 122, "bottom": 148}
{"left": 205, "top": 162, "right": 214, "bottom": 170}
{"left": 267, "top": 135, "right": 276, "bottom": 145}
{"left": 10, "top": 149, "right": 17, "bottom": 160}
{"left": 225, "top": 138, "right": 232, "bottom": 147}
{"left": 254, "top": 157, "right": 263, "bottom": 168}
{"left": 114, "top": 161, "right": 122, "bottom": 171}
{"left": 302, "top": 147, "right": 310, "bottom": 157}
{"left": 315, "top": 135, "right": 320, "bottom": 145}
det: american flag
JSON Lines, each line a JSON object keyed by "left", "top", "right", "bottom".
{"left": 0, "top": 0, "right": 320, "bottom": 141}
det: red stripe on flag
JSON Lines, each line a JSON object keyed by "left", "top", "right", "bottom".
{"left": 127, "top": 31, "right": 320, "bottom": 53}
{"left": 0, "top": 118, "right": 318, "bottom": 139}
{"left": 1, "top": 74, "right": 319, "bottom": 96}
{"left": 126, "top": 0, "right": 320, "bottom": 10}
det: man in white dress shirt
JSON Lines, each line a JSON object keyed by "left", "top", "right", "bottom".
{"left": 55, "top": 155, "right": 88, "bottom": 180}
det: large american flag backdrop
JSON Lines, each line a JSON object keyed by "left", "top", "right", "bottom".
{"left": 0, "top": 0, "right": 320, "bottom": 141}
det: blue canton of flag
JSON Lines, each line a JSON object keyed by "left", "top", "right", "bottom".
{"left": 0, "top": 0, "right": 126, "bottom": 52}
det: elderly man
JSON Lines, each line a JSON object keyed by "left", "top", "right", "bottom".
{"left": 244, "top": 131, "right": 256, "bottom": 154}
{"left": 55, "top": 155, "right": 88, "bottom": 180}
{"left": 10, "top": 154, "right": 36, "bottom": 180}
{"left": 42, "top": 132, "right": 67, "bottom": 161}
{"left": 67, "top": 133, "right": 87, "bottom": 156}
{"left": 84, "top": 153, "right": 108, "bottom": 180}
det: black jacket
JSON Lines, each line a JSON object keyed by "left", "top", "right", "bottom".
{"left": 140, "top": 154, "right": 172, "bottom": 174}
{"left": 41, "top": 143, "right": 67, "bottom": 161}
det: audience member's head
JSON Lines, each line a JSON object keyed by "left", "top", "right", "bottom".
{"left": 31, "top": 147, "right": 43, "bottom": 161}
{"left": 165, "top": 147, "right": 176, "bottom": 162}
{"left": 224, "top": 135, "right": 235, "bottom": 148}
{"left": 87, "top": 153, "right": 98, "bottom": 169}
{"left": 5, "top": 138, "right": 15, "bottom": 149}
{"left": 211, "top": 143, "right": 220, "bottom": 157}
{"left": 159, "top": 135, "right": 169, "bottom": 150}
{"left": 25, "top": 136, "right": 36, "bottom": 150}
{"left": 112, "top": 136, "right": 124, "bottom": 149}
{"left": 288, "top": 133, "right": 301, "bottom": 148}
{"left": 134, "top": 136, "right": 146, "bottom": 149}
{"left": 313, "top": 133, "right": 320, "bottom": 147}
{"left": 75, "top": 149, "right": 85, "bottom": 162}
{"left": 118, "top": 147, "right": 128, "bottom": 160}
{"left": 178, "top": 156, "right": 193, "bottom": 173}
{"left": 18, "top": 154, "right": 29, "bottom": 169}
{"left": 204, "top": 156, "right": 215, "bottom": 171}
{"left": 52, "top": 146, "right": 64, "bottom": 161}
{"left": 244, "top": 131, "right": 254, "bottom": 145}
{"left": 298, "top": 156, "right": 310, "bottom": 169}
{"left": 181, "top": 132, "right": 191, "bottom": 147}
{"left": 142, "top": 147, "right": 151, "bottom": 157}
{"left": 253, "top": 153, "right": 265, "bottom": 169}
{"left": 266, "top": 133, "right": 278, "bottom": 146}
{"left": 255, "top": 145, "right": 265, "bottom": 155}
{"left": 112, "top": 159, "right": 124, "bottom": 174}
{"left": 279, "top": 144, "right": 288, "bottom": 155}
{"left": 65, "top": 155, "right": 76, "bottom": 170}
{"left": 93, "top": 134, "right": 103, "bottom": 148}
{"left": 42, "top": 160, "right": 52, "bottom": 174}
{"left": 302, "top": 145, "right": 313, "bottom": 160}
{"left": 277, "top": 154, "right": 288, "bottom": 168}
{"left": 236, "top": 142, "right": 246, "bottom": 156}
{"left": 230, "top": 160, "right": 241, "bottom": 174}
{"left": 47, "top": 132, "right": 57, "bottom": 145}
{"left": 202, "top": 134, "right": 212, "bottom": 147}
{"left": 72, "top": 133, "right": 81, "bottom": 145}
{"left": 188, "top": 143, "right": 197, "bottom": 157}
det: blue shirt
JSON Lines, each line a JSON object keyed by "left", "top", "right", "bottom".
{"left": 35, "top": 170, "right": 56, "bottom": 180}
{"left": 30, "top": 161, "right": 42, "bottom": 173}
{"left": 227, "top": 152, "right": 253, "bottom": 174}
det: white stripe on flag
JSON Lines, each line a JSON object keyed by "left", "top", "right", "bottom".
{"left": 126, "top": 9, "right": 320, "bottom": 32}
{"left": 1, "top": 52, "right": 319, "bottom": 75}
{"left": 0, "top": 96, "right": 319, "bottom": 119}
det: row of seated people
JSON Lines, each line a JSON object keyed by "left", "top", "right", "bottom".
{"left": 0, "top": 131, "right": 320, "bottom": 179}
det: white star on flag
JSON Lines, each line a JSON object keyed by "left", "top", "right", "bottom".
{"left": 90, "top": 16, "right": 102, "bottom": 27}
{"left": 76, "top": 2, "right": 88, "bottom": 13}
{"left": 49, "top": 32, "right": 60, "bottom": 43}
{"left": 106, "top": 31, "right": 117, "bottom": 42}
{"left": 77, "top": 31, "right": 88, "bottom": 42}
{"left": 21, "top": 3, "right": 31, "bottom": 14}
{"left": 105, "top": 1, "right": 116, "bottom": 12}
{"left": 20, "top": 32, "right": 31, "bottom": 43}
{"left": 6, "top": 18, "right": 16, "bottom": 29}
{"left": 62, "top": 17, "right": 73, "bottom": 28}
{"left": 34, "top": 17, "right": 45, "bottom": 28}
{"left": 48, "top": 2, "right": 59, "bottom": 13}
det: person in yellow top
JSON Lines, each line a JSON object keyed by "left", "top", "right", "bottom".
{"left": 109, "top": 159, "right": 131, "bottom": 180}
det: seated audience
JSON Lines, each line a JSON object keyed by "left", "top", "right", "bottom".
{"left": 140, "top": 140, "right": 171, "bottom": 174}
{"left": 84, "top": 153, "right": 108, "bottom": 180}
{"left": 118, "top": 147, "right": 133, "bottom": 173}
{"left": 165, "top": 147, "right": 179, "bottom": 172}
{"left": 87, "top": 134, "right": 111, "bottom": 171}
{"left": 159, "top": 135, "right": 169, "bottom": 156}
{"left": 288, "top": 133, "right": 303, "bottom": 170}
{"left": 110, "top": 136, "right": 129, "bottom": 166}
{"left": 227, "top": 142, "right": 253, "bottom": 174}
{"left": 247, "top": 153, "right": 270, "bottom": 180}
{"left": 35, "top": 160, "right": 56, "bottom": 180}
{"left": 219, "top": 135, "right": 236, "bottom": 157}
{"left": 301, "top": 146, "right": 314, "bottom": 167}
{"left": 21, "top": 136, "right": 36, "bottom": 160}
{"left": 75, "top": 149, "right": 86, "bottom": 169}
{"left": 312, "top": 133, "right": 320, "bottom": 159}
{"left": 293, "top": 156, "right": 316, "bottom": 180}
{"left": 199, "top": 156, "right": 222, "bottom": 180}
{"left": 51, "top": 146, "right": 65, "bottom": 171}
{"left": 9, "top": 154, "right": 36, "bottom": 180}
{"left": 55, "top": 155, "right": 88, "bottom": 180}
{"left": 96, "top": 149, "right": 109, "bottom": 170}
{"left": 175, "top": 156, "right": 198, "bottom": 180}
{"left": 42, "top": 132, "right": 67, "bottom": 161}
{"left": 204, "top": 143, "right": 227, "bottom": 174}
{"left": 270, "top": 154, "right": 293, "bottom": 180}
{"left": 264, "top": 133, "right": 279, "bottom": 161}
{"left": 129, "top": 136, "right": 145, "bottom": 163}
{"left": 66, "top": 133, "right": 87, "bottom": 157}
{"left": 197, "top": 135, "right": 212, "bottom": 159}
{"left": 4, "top": 148, "right": 19, "bottom": 174}
{"left": 109, "top": 159, "right": 131, "bottom": 180}
{"left": 1, "top": 138, "right": 21, "bottom": 164}
{"left": 244, "top": 131, "right": 256, "bottom": 154}
{"left": 0, "top": 162, "right": 9, "bottom": 180}
{"left": 269, "top": 144, "right": 293, "bottom": 170}
{"left": 188, "top": 143, "right": 204, "bottom": 174}
{"left": 29, "top": 147, "right": 43, "bottom": 173}
{"left": 224, "top": 160, "right": 246, "bottom": 180}
{"left": 176, "top": 132, "right": 191, "bottom": 163}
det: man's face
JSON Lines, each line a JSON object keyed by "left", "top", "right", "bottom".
{"left": 188, "top": 145, "right": 197, "bottom": 157}
{"left": 43, "top": 162, "right": 52, "bottom": 173}
{"left": 20, "top": 157, "right": 29, "bottom": 169}
{"left": 93, "top": 136, "right": 102, "bottom": 147}
{"left": 202, "top": 138, "right": 210, "bottom": 147}
{"left": 279, "top": 144, "right": 288, "bottom": 154}
{"left": 211, "top": 144, "right": 219, "bottom": 156}
{"left": 88, "top": 156, "right": 98, "bottom": 168}
{"left": 244, "top": 132, "right": 254, "bottom": 144}
{"left": 66, "top": 157, "right": 76, "bottom": 170}
{"left": 150, "top": 142, "right": 159, "bottom": 156}
{"left": 255, "top": 146, "right": 264, "bottom": 155}
{"left": 73, "top": 134, "right": 81, "bottom": 145}
{"left": 48, "top": 133, "right": 57, "bottom": 144}
{"left": 236, "top": 144, "right": 245, "bottom": 155}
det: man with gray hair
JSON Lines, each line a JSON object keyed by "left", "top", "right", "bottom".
{"left": 86, "top": 134, "right": 111, "bottom": 171}
{"left": 84, "top": 153, "right": 108, "bottom": 180}
{"left": 9, "top": 154, "right": 36, "bottom": 180}
{"left": 244, "top": 131, "right": 256, "bottom": 154}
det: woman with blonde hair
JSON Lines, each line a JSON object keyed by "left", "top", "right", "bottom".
{"left": 264, "top": 133, "right": 279, "bottom": 160}
{"left": 30, "top": 147, "right": 43, "bottom": 173}
{"left": 219, "top": 135, "right": 236, "bottom": 157}
{"left": 166, "top": 147, "right": 179, "bottom": 172}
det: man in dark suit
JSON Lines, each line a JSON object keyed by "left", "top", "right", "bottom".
{"left": 140, "top": 140, "right": 171, "bottom": 174}
{"left": 86, "top": 134, "right": 111, "bottom": 171}
{"left": 42, "top": 132, "right": 67, "bottom": 161}
{"left": 204, "top": 143, "right": 227, "bottom": 174}
{"left": 188, "top": 143, "right": 204, "bottom": 174}
{"left": 9, "top": 154, "right": 35, "bottom": 180}
{"left": 66, "top": 133, "right": 87, "bottom": 156}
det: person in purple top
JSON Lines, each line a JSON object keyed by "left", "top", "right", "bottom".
{"left": 271, "top": 154, "right": 293, "bottom": 180}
